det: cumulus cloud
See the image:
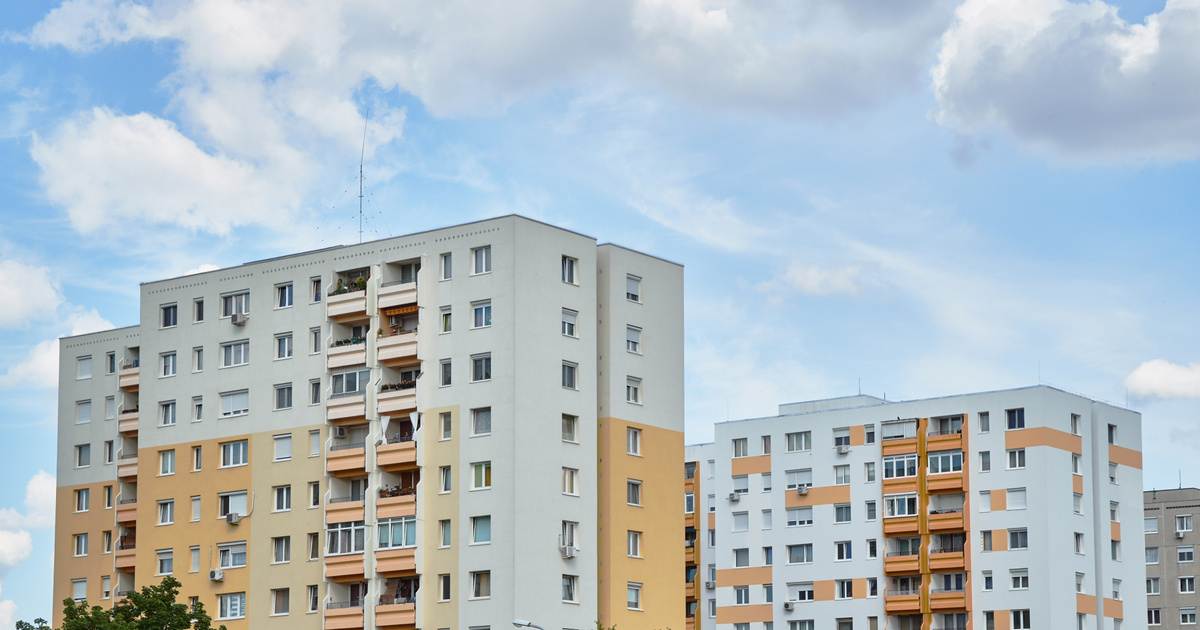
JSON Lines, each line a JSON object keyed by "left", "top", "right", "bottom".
{"left": 0, "top": 472, "right": 54, "bottom": 531}
{"left": 756, "top": 262, "right": 872, "bottom": 297}
{"left": 184, "top": 263, "right": 220, "bottom": 276}
{"left": 0, "top": 260, "right": 62, "bottom": 329}
{"left": 933, "top": 0, "right": 1200, "bottom": 160}
{"left": 1125, "top": 359, "right": 1200, "bottom": 399}
{"left": 0, "top": 309, "right": 113, "bottom": 390}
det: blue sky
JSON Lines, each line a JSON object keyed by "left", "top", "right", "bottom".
{"left": 3, "top": 0, "right": 1200, "bottom": 624}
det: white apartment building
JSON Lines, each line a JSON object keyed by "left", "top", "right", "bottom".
{"left": 685, "top": 386, "right": 1145, "bottom": 630}
{"left": 53, "top": 215, "right": 685, "bottom": 630}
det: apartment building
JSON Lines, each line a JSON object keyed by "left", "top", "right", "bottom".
{"left": 53, "top": 215, "right": 685, "bottom": 630}
{"left": 1145, "top": 488, "right": 1200, "bottom": 628}
{"left": 685, "top": 386, "right": 1145, "bottom": 630}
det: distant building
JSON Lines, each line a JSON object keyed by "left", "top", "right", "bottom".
{"left": 685, "top": 386, "right": 1144, "bottom": 630}
{"left": 1145, "top": 487, "right": 1200, "bottom": 629}
{"left": 53, "top": 215, "right": 685, "bottom": 630}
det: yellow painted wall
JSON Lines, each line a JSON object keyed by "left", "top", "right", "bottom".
{"left": 53, "top": 481, "right": 120, "bottom": 625}
{"left": 418, "top": 405, "right": 459, "bottom": 630}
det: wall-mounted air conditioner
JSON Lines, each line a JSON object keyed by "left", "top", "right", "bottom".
{"left": 783, "top": 602, "right": 794, "bottom": 611}
{"left": 226, "top": 513, "right": 241, "bottom": 525}
{"left": 796, "top": 486, "right": 809, "bottom": 496}
{"left": 209, "top": 569, "right": 224, "bottom": 581}
{"left": 231, "top": 313, "right": 248, "bottom": 326}
{"left": 728, "top": 492, "right": 740, "bottom": 502}
{"left": 837, "top": 444, "right": 850, "bottom": 454}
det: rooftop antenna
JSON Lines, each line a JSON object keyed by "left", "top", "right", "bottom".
{"left": 358, "top": 108, "right": 370, "bottom": 244}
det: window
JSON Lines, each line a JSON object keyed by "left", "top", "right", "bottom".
{"left": 192, "top": 347, "right": 203, "bottom": 372}
{"left": 472, "top": 246, "right": 491, "bottom": 274}
{"left": 562, "top": 309, "right": 578, "bottom": 336}
{"left": 562, "top": 414, "right": 577, "bottom": 442}
{"left": 440, "top": 466, "right": 452, "bottom": 493}
{"left": 787, "top": 507, "right": 814, "bottom": 527}
{"left": 1148, "top": 577, "right": 1161, "bottom": 594}
{"left": 790, "top": 582, "right": 815, "bottom": 602}
{"left": 218, "top": 491, "right": 248, "bottom": 517}
{"left": 867, "top": 539, "right": 878, "bottom": 559}
{"left": 326, "top": 521, "right": 366, "bottom": 555}
{"left": 158, "top": 500, "right": 174, "bottom": 525}
{"left": 628, "top": 530, "right": 642, "bottom": 557}
{"left": 1075, "top": 572, "right": 1084, "bottom": 593}
{"left": 884, "top": 454, "right": 918, "bottom": 478}
{"left": 471, "top": 300, "right": 492, "bottom": 328}
{"left": 470, "top": 571, "right": 491, "bottom": 599}
{"left": 762, "top": 472, "right": 772, "bottom": 491}
{"left": 221, "top": 291, "right": 249, "bottom": 317}
{"left": 276, "top": 283, "right": 293, "bottom": 308}
{"left": 885, "top": 494, "right": 919, "bottom": 517}
{"left": 308, "top": 481, "right": 320, "bottom": 508}
{"left": 221, "top": 340, "right": 249, "bottom": 367}
{"left": 159, "top": 401, "right": 177, "bottom": 426}
{"left": 732, "top": 438, "right": 748, "bottom": 458}
{"left": 159, "top": 450, "right": 175, "bottom": 475}
{"left": 1074, "top": 493, "right": 1083, "bottom": 514}
{"left": 1183, "top": 577, "right": 1197, "bottom": 594}
{"left": 102, "top": 575, "right": 111, "bottom": 599}
{"left": 473, "top": 354, "right": 492, "bottom": 382}
{"left": 732, "top": 512, "right": 749, "bottom": 532}
{"left": 106, "top": 352, "right": 116, "bottom": 374}
{"left": 1180, "top": 515, "right": 1194, "bottom": 533}
{"left": 627, "top": 427, "right": 642, "bottom": 455}
{"left": 1008, "top": 488, "right": 1027, "bottom": 510}
{"left": 786, "top": 469, "right": 813, "bottom": 490}
{"left": 559, "top": 255, "right": 579, "bottom": 284}
{"left": 865, "top": 462, "right": 875, "bottom": 482}
{"left": 836, "top": 579, "right": 853, "bottom": 599}
{"left": 836, "top": 541, "right": 852, "bottom": 560}
{"left": 218, "top": 593, "right": 246, "bottom": 620}
{"left": 562, "top": 468, "right": 579, "bottom": 495}
{"left": 734, "top": 586, "right": 750, "bottom": 605}
{"left": 218, "top": 543, "right": 249, "bottom": 569}
{"left": 1109, "top": 462, "right": 1119, "bottom": 483}
{"left": 627, "top": 479, "right": 642, "bottom": 505}
{"left": 786, "top": 431, "right": 811, "bottom": 452}
{"left": 1184, "top": 608, "right": 1198, "bottom": 625}
{"left": 274, "top": 383, "right": 293, "bottom": 410}
{"left": 191, "top": 496, "right": 201, "bottom": 521}
{"left": 1149, "top": 609, "right": 1161, "bottom": 626}
{"left": 626, "top": 275, "right": 641, "bottom": 302}
{"left": 1074, "top": 532, "right": 1085, "bottom": 553}
{"left": 834, "top": 465, "right": 850, "bottom": 485}
{"left": 271, "top": 588, "right": 289, "bottom": 616}
{"left": 73, "top": 533, "right": 88, "bottom": 556}
{"left": 440, "top": 359, "right": 452, "bottom": 386}
{"left": 1183, "top": 546, "right": 1196, "bottom": 562}
{"left": 1011, "top": 569, "right": 1029, "bottom": 590}
{"left": 440, "top": 520, "right": 452, "bottom": 548}
{"left": 310, "top": 328, "right": 321, "bottom": 354}
{"left": 471, "top": 516, "right": 492, "bottom": 544}
{"left": 835, "top": 504, "right": 851, "bottom": 523}
{"left": 734, "top": 548, "right": 750, "bottom": 567}
{"left": 103, "top": 486, "right": 112, "bottom": 508}
{"left": 271, "top": 434, "right": 291, "bottom": 461}
{"left": 104, "top": 441, "right": 114, "bottom": 464}
{"left": 75, "top": 444, "right": 90, "bottom": 467}
{"left": 625, "top": 376, "right": 642, "bottom": 402}
{"left": 161, "top": 304, "right": 178, "bottom": 328}
{"left": 928, "top": 450, "right": 963, "bottom": 474}
{"left": 274, "top": 485, "right": 291, "bottom": 511}
{"left": 1007, "top": 408, "right": 1025, "bottom": 429}
{"left": 70, "top": 579, "right": 86, "bottom": 602}
{"left": 732, "top": 475, "right": 749, "bottom": 495}
{"left": 332, "top": 369, "right": 370, "bottom": 395}
{"left": 626, "top": 326, "right": 641, "bottom": 353}
{"left": 1107, "top": 422, "right": 1117, "bottom": 444}
{"left": 161, "top": 352, "right": 176, "bottom": 377}
{"left": 1071, "top": 453, "right": 1082, "bottom": 474}
{"left": 685, "top": 492, "right": 695, "bottom": 514}
{"left": 472, "top": 462, "right": 492, "bottom": 490}
{"left": 73, "top": 400, "right": 92, "bottom": 425}
{"left": 273, "top": 536, "right": 291, "bottom": 563}
{"left": 1007, "top": 448, "right": 1026, "bottom": 469}
{"left": 309, "top": 430, "right": 320, "bottom": 456}
{"left": 309, "top": 276, "right": 323, "bottom": 302}
{"left": 105, "top": 397, "right": 115, "bottom": 420}
{"left": 866, "top": 501, "right": 877, "bottom": 521}
{"left": 221, "top": 440, "right": 249, "bottom": 467}
{"left": 788, "top": 544, "right": 813, "bottom": 564}
{"left": 157, "top": 549, "right": 173, "bottom": 575}
{"left": 275, "top": 333, "right": 293, "bottom": 359}
{"left": 1146, "top": 517, "right": 1159, "bottom": 534}
{"left": 562, "top": 574, "right": 578, "bottom": 603}
{"left": 308, "top": 533, "right": 320, "bottom": 560}
{"left": 1009, "top": 528, "right": 1028, "bottom": 549}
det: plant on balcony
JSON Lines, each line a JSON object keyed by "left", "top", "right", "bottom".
{"left": 331, "top": 337, "right": 367, "bottom": 347}
{"left": 380, "top": 380, "right": 416, "bottom": 392}
{"left": 378, "top": 485, "right": 416, "bottom": 498}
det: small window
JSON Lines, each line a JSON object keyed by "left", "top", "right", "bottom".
{"left": 626, "top": 275, "right": 641, "bottom": 302}
{"left": 193, "top": 299, "right": 204, "bottom": 322}
{"left": 440, "top": 466, "right": 452, "bottom": 493}
{"left": 471, "top": 462, "right": 492, "bottom": 490}
{"left": 1108, "top": 423, "right": 1117, "bottom": 445}
{"left": 76, "top": 400, "right": 92, "bottom": 424}
{"left": 472, "top": 354, "right": 492, "bottom": 382}
{"left": 274, "top": 434, "right": 292, "bottom": 461}
{"left": 1146, "top": 517, "right": 1159, "bottom": 534}
{"left": 77, "top": 356, "right": 93, "bottom": 379}
{"left": 562, "top": 414, "right": 578, "bottom": 442}
{"left": 274, "top": 485, "right": 291, "bottom": 511}
{"left": 310, "top": 277, "right": 322, "bottom": 303}
{"left": 472, "top": 246, "right": 492, "bottom": 275}
{"left": 161, "top": 352, "right": 176, "bottom": 377}
{"left": 310, "top": 328, "right": 322, "bottom": 354}
{"left": 106, "top": 352, "right": 116, "bottom": 374}
{"left": 276, "top": 283, "right": 293, "bottom": 308}
{"left": 159, "top": 401, "right": 176, "bottom": 426}
{"left": 470, "top": 571, "right": 491, "bottom": 599}
{"left": 161, "top": 304, "right": 178, "bottom": 328}
{"left": 75, "top": 444, "right": 91, "bottom": 467}
{"left": 626, "top": 326, "right": 641, "bottom": 353}
{"left": 471, "top": 516, "right": 492, "bottom": 544}
{"left": 440, "top": 253, "right": 452, "bottom": 280}
{"left": 309, "top": 380, "right": 321, "bottom": 405}
{"left": 220, "top": 390, "right": 249, "bottom": 417}
{"left": 1006, "top": 408, "right": 1025, "bottom": 430}
{"left": 220, "top": 291, "right": 250, "bottom": 317}
{"left": 626, "top": 377, "right": 641, "bottom": 403}
{"left": 275, "top": 383, "right": 293, "bottom": 410}
{"left": 472, "top": 300, "right": 492, "bottom": 328}
{"left": 156, "top": 549, "right": 173, "bottom": 575}
{"left": 562, "top": 362, "right": 578, "bottom": 389}
{"left": 275, "top": 333, "right": 293, "bottom": 359}
{"left": 562, "top": 309, "right": 578, "bottom": 337}
{"left": 159, "top": 450, "right": 175, "bottom": 475}
{"left": 440, "top": 359, "right": 452, "bottom": 386}
{"left": 627, "top": 479, "right": 642, "bottom": 505}
{"left": 562, "top": 256, "right": 578, "bottom": 284}
{"left": 157, "top": 499, "right": 175, "bottom": 525}
{"left": 627, "top": 427, "right": 642, "bottom": 455}
{"left": 192, "top": 446, "right": 202, "bottom": 471}
{"left": 732, "top": 438, "right": 748, "bottom": 458}
{"left": 627, "top": 582, "right": 642, "bottom": 610}
{"left": 627, "top": 530, "right": 642, "bottom": 557}
{"left": 562, "top": 575, "right": 578, "bottom": 603}
{"left": 440, "top": 412, "right": 453, "bottom": 440}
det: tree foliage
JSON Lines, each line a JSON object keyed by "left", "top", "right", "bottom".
{"left": 19, "top": 577, "right": 225, "bottom": 630}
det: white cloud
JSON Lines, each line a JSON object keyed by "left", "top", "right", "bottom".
{"left": 756, "top": 262, "right": 872, "bottom": 297}
{"left": 0, "top": 472, "right": 55, "bottom": 531}
{"left": 1126, "top": 359, "right": 1200, "bottom": 399}
{"left": 933, "top": 0, "right": 1200, "bottom": 160}
{"left": 184, "top": 263, "right": 220, "bottom": 276}
{"left": 0, "top": 260, "right": 62, "bottom": 329}
{"left": 0, "top": 587, "right": 16, "bottom": 630}
{"left": 0, "top": 309, "right": 113, "bottom": 390}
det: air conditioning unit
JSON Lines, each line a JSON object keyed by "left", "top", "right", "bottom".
{"left": 333, "top": 426, "right": 348, "bottom": 438}
{"left": 231, "top": 313, "right": 248, "bottom": 326}
{"left": 561, "top": 545, "right": 577, "bottom": 559}
{"left": 796, "top": 486, "right": 809, "bottom": 496}
{"left": 1177, "top": 531, "right": 1186, "bottom": 539}
{"left": 783, "top": 601, "right": 795, "bottom": 611}
{"left": 837, "top": 444, "right": 851, "bottom": 454}
{"left": 728, "top": 492, "right": 740, "bottom": 502}
{"left": 209, "top": 569, "right": 224, "bottom": 582}
{"left": 704, "top": 581, "right": 716, "bottom": 590}
{"left": 225, "top": 512, "right": 241, "bottom": 525}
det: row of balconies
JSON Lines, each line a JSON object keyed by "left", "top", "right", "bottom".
{"left": 326, "top": 437, "right": 417, "bottom": 477}
{"left": 884, "top": 588, "right": 967, "bottom": 614}
{"left": 881, "top": 512, "right": 966, "bottom": 537}
{"left": 328, "top": 387, "right": 417, "bottom": 426}
{"left": 327, "top": 280, "right": 417, "bottom": 323}
{"left": 882, "top": 548, "right": 967, "bottom": 574}
{"left": 324, "top": 598, "right": 416, "bottom": 630}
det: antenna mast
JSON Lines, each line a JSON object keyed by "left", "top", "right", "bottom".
{"left": 358, "top": 108, "right": 370, "bottom": 244}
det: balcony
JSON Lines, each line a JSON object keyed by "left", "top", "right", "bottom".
{"left": 378, "top": 332, "right": 418, "bottom": 367}
{"left": 927, "top": 473, "right": 964, "bottom": 493}
{"left": 685, "top": 579, "right": 697, "bottom": 600}
{"left": 118, "top": 409, "right": 139, "bottom": 435}
{"left": 327, "top": 393, "right": 366, "bottom": 425}
{"left": 118, "top": 363, "right": 139, "bottom": 391}
{"left": 928, "top": 548, "right": 966, "bottom": 572}
{"left": 378, "top": 281, "right": 417, "bottom": 310}
{"left": 928, "top": 509, "right": 965, "bottom": 531}
{"left": 327, "top": 340, "right": 367, "bottom": 370}
{"left": 884, "top": 550, "right": 921, "bottom": 575}
{"left": 116, "top": 498, "right": 138, "bottom": 524}
{"left": 883, "top": 516, "right": 919, "bottom": 536}
{"left": 327, "top": 442, "right": 367, "bottom": 478}
{"left": 685, "top": 540, "right": 696, "bottom": 565}
{"left": 884, "top": 590, "right": 922, "bottom": 614}
{"left": 377, "top": 437, "right": 417, "bottom": 472}
{"left": 377, "top": 386, "right": 416, "bottom": 417}
{"left": 377, "top": 492, "right": 416, "bottom": 520}
{"left": 115, "top": 537, "right": 136, "bottom": 571}
{"left": 926, "top": 429, "right": 963, "bottom": 451}
{"left": 323, "top": 600, "right": 365, "bottom": 629}
{"left": 375, "top": 599, "right": 416, "bottom": 628}
{"left": 881, "top": 436, "right": 918, "bottom": 456}
{"left": 375, "top": 547, "right": 416, "bottom": 576}
{"left": 327, "top": 289, "right": 368, "bottom": 323}
{"left": 326, "top": 497, "right": 366, "bottom": 524}
{"left": 929, "top": 588, "right": 967, "bottom": 611}
{"left": 117, "top": 453, "right": 138, "bottom": 480}
{"left": 325, "top": 553, "right": 366, "bottom": 583}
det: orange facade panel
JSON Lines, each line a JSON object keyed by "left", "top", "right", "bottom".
{"left": 731, "top": 455, "right": 772, "bottom": 476}
{"left": 1103, "top": 598, "right": 1124, "bottom": 618}
{"left": 885, "top": 593, "right": 921, "bottom": 614}
{"left": 929, "top": 590, "right": 967, "bottom": 610}
{"left": 116, "top": 500, "right": 137, "bottom": 524}
{"left": 324, "top": 605, "right": 366, "bottom": 629}
{"left": 327, "top": 446, "right": 367, "bottom": 477}
{"left": 926, "top": 432, "right": 963, "bottom": 451}
{"left": 1005, "top": 427, "right": 1082, "bottom": 454}
{"left": 929, "top": 550, "right": 966, "bottom": 572}
{"left": 715, "top": 566, "right": 772, "bottom": 587}
{"left": 375, "top": 547, "right": 416, "bottom": 576}
{"left": 883, "top": 516, "right": 920, "bottom": 536}
{"left": 375, "top": 602, "right": 417, "bottom": 628}
{"left": 327, "top": 344, "right": 367, "bottom": 370}
{"left": 377, "top": 440, "right": 418, "bottom": 472}
{"left": 884, "top": 554, "right": 920, "bottom": 575}
{"left": 377, "top": 332, "right": 418, "bottom": 367}
{"left": 882, "top": 438, "right": 918, "bottom": 456}
{"left": 325, "top": 553, "right": 366, "bottom": 582}
{"left": 1073, "top": 474, "right": 1085, "bottom": 494}
{"left": 1109, "top": 444, "right": 1142, "bottom": 470}
{"left": 927, "top": 473, "right": 964, "bottom": 493}
{"left": 927, "top": 511, "right": 965, "bottom": 532}
{"left": 1111, "top": 521, "right": 1121, "bottom": 541}
{"left": 785, "top": 485, "right": 851, "bottom": 508}
{"left": 991, "top": 489, "right": 1007, "bottom": 511}
{"left": 882, "top": 478, "right": 919, "bottom": 495}
{"left": 327, "top": 500, "right": 366, "bottom": 524}
{"left": 377, "top": 389, "right": 417, "bottom": 416}
{"left": 377, "top": 494, "right": 417, "bottom": 520}
{"left": 715, "top": 604, "right": 772, "bottom": 624}
{"left": 1077, "top": 593, "right": 1098, "bottom": 615}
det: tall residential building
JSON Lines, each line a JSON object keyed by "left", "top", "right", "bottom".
{"left": 53, "top": 215, "right": 685, "bottom": 630}
{"left": 1145, "top": 488, "right": 1200, "bottom": 628}
{"left": 684, "top": 386, "right": 1145, "bottom": 630}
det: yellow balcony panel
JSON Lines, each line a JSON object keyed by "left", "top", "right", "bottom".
{"left": 378, "top": 282, "right": 417, "bottom": 310}
{"left": 883, "top": 516, "right": 919, "bottom": 536}
{"left": 928, "top": 510, "right": 965, "bottom": 531}
{"left": 375, "top": 547, "right": 416, "bottom": 576}
{"left": 377, "top": 440, "right": 417, "bottom": 472}
{"left": 927, "top": 473, "right": 964, "bottom": 493}
{"left": 323, "top": 603, "right": 365, "bottom": 629}
{"left": 884, "top": 592, "right": 921, "bottom": 614}
{"left": 115, "top": 546, "right": 136, "bottom": 571}
{"left": 375, "top": 601, "right": 416, "bottom": 628}
{"left": 929, "top": 590, "right": 967, "bottom": 611}
{"left": 327, "top": 290, "right": 368, "bottom": 323}
{"left": 685, "top": 546, "right": 696, "bottom": 565}
{"left": 685, "top": 580, "right": 696, "bottom": 600}
{"left": 377, "top": 493, "right": 416, "bottom": 520}
{"left": 118, "top": 411, "right": 139, "bottom": 435}
{"left": 884, "top": 553, "right": 921, "bottom": 575}
{"left": 929, "top": 550, "right": 967, "bottom": 572}
{"left": 881, "top": 437, "right": 918, "bottom": 456}
{"left": 882, "top": 478, "right": 919, "bottom": 496}
{"left": 327, "top": 394, "right": 367, "bottom": 425}
{"left": 116, "top": 500, "right": 138, "bottom": 524}
{"left": 686, "top": 618, "right": 696, "bottom": 630}
{"left": 327, "top": 445, "right": 367, "bottom": 478}
{"left": 327, "top": 343, "right": 367, "bottom": 370}
{"left": 378, "top": 332, "right": 419, "bottom": 367}
{"left": 326, "top": 499, "right": 366, "bottom": 525}
{"left": 118, "top": 366, "right": 139, "bottom": 391}
{"left": 926, "top": 431, "right": 963, "bottom": 451}
{"left": 325, "top": 553, "right": 366, "bottom": 583}
{"left": 377, "top": 388, "right": 416, "bottom": 417}
{"left": 117, "top": 455, "right": 138, "bottom": 480}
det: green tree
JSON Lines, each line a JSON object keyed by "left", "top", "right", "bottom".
{"left": 19, "top": 577, "right": 224, "bottom": 630}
